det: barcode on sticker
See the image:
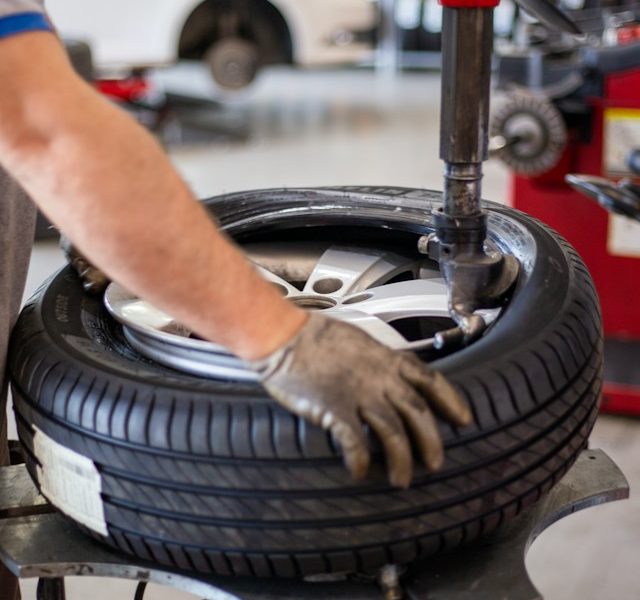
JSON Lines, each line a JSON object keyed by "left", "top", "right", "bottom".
{"left": 34, "top": 427, "right": 108, "bottom": 536}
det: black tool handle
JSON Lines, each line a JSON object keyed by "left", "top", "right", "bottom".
{"left": 566, "top": 173, "right": 640, "bottom": 222}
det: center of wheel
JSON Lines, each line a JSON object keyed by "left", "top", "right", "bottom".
{"left": 291, "top": 296, "right": 337, "bottom": 310}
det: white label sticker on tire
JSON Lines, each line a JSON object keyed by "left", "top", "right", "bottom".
{"left": 34, "top": 427, "right": 108, "bottom": 536}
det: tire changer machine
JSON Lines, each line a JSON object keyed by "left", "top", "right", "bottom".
{"left": 490, "top": 6, "right": 640, "bottom": 415}
{"left": 0, "top": 2, "right": 631, "bottom": 599}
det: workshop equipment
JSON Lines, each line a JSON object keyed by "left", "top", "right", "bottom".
{"left": 426, "top": 0, "right": 578, "bottom": 345}
{"left": 0, "top": 451, "right": 628, "bottom": 600}
{"left": 566, "top": 168, "right": 640, "bottom": 223}
{"left": 2, "top": 2, "right": 618, "bottom": 598}
{"left": 491, "top": 13, "right": 640, "bottom": 415}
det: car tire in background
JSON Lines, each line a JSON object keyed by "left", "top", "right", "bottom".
{"left": 178, "top": 0, "right": 293, "bottom": 90}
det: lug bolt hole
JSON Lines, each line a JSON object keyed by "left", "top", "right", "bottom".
{"left": 312, "top": 278, "right": 343, "bottom": 294}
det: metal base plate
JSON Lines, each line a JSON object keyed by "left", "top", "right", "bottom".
{"left": 0, "top": 450, "right": 629, "bottom": 600}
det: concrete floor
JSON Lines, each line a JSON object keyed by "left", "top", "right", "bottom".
{"left": 8, "top": 65, "right": 640, "bottom": 599}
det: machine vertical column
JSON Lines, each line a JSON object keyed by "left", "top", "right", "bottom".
{"left": 428, "top": 0, "right": 520, "bottom": 344}
{"left": 440, "top": 6, "right": 495, "bottom": 218}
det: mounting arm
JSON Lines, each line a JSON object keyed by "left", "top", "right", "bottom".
{"left": 423, "top": 0, "right": 580, "bottom": 346}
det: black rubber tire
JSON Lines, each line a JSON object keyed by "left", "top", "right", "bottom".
{"left": 9, "top": 187, "right": 602, "bottom": 579}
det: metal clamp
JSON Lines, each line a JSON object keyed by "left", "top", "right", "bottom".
{"left": 419, "top": 210, "right": 520, "bottom": 346}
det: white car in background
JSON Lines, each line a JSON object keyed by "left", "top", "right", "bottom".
{"left": 46, "top": 0, "right": 378, "bottom": 89}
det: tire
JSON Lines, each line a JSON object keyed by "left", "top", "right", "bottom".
{"left": 205, "top": 37, "right": 259, "bottom": 90}
{"left": 9, "top": 187, "right": 602, "bottom": 578}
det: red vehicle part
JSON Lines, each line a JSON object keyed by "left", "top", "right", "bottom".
{"left": 512, "top": 68, "right": 640, "bottom": 415}
{"left": 96, "top": 77, "right": 150, "bottom": 102}
{"left": 618, "top": 25, "right": 640, "bottom": 45}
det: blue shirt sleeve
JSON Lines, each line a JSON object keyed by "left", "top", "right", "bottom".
{"left": 0, "top": 11, "right": 52, "bottom": 40}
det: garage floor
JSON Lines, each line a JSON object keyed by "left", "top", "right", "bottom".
{"left": 8, "top": 66, "right": 640, "bottom": 599}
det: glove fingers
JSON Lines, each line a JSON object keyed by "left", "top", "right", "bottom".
{"left": 361, "top": 406, "right": 413, "bottom": 489}
{"left": 401, "top": 357, "right": 472, "bottom": 427}
{"left": 60, "top": 235, "right": 110, "bottom": 295}
{"left": 330, "top": 418, "right": 370, "bottom": 481}
{"left": 390, "top": 390, "right": 444, "bottom": 472}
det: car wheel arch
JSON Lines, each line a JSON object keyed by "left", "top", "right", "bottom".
{"left": 178, "top": 0, "right": 294, "bottom": 66}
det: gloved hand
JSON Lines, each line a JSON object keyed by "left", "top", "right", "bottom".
{"left": 60, "top": 235, "right": 110, "bottom": 295}
{"left": 252, "top": 314, "right": 472, "bottom": 488}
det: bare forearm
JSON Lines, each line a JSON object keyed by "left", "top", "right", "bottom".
{"left": 0, "top": 33, "right": 306, "bottom": 359}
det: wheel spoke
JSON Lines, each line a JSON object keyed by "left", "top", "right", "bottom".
{"left": 338, "top": 279, "right": 450, "bottom": 322}
{"left": 323, "top": 308, "right": 411, "bottom": 349}
{"left": 338, "top": 279, "right": 500, "bottom": 326}
{"left": 302, "top": 247, "right": 420, "bottom": 298}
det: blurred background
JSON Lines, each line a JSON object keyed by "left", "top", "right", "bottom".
{"left": 11, "top": 0, "right": 640, "bottom": 597}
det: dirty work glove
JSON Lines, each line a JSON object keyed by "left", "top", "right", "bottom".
{"left": 252, "top": 314, "right": 472, "bottom": 488}
{"left": 60, "top": 235, "right": 110, "bottom": 295}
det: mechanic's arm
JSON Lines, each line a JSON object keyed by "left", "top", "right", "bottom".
{"left": 0, "top": 31, "right": 471, "bottom": 487}
{"left": 0, "top": 31, "right": 306, "bottom": 360}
